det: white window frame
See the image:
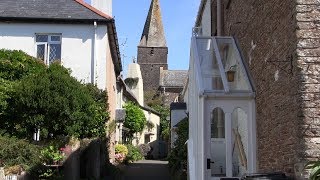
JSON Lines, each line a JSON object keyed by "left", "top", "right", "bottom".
{"left": 35, "top": 34, "right": 62, "bottom": 65}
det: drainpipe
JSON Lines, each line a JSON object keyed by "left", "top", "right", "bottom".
{"left": 92, "top": 21, "right": 98, "bottom": 84}
{"left": 217, "top": 0, "right": 222, "bottom": 36}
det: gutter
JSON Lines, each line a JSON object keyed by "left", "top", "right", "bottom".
{"left": 107, "top": 19, "right": 122, "bottom": 76}
{"left": 195, "top": 0, "right": 207, "bottom": 27}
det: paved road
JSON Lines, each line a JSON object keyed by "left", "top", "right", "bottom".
{"left": 122, "top": 160, "right": 171, "bottom": 180}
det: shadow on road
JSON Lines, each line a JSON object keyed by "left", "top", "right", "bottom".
{"left": 122, "top": 160, "right": 171, "bottom": 180}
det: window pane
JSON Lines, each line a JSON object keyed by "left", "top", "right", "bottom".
{"left": 51, "top": 36, "right": 61, "bottom": 42}
{"left": 211, "top": 108, "right": 225, "bottom": 138}
{"left": 48, "top": 44, "right": 61, "bottom": 64}
{"left": 36, "top": 35, "right": 48, "bottom": 42}
{"left": 36, "top": 44, "right": 45, "bottom": 61}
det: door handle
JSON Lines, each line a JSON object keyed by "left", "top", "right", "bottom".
{"left": 207, "top": 158, "right": 215, "bottom": 169}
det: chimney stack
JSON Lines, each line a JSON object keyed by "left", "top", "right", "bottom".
{"left": 91, "top": 0, "right": 112, "bottom": 16}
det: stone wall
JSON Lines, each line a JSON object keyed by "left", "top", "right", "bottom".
{"left": 223, "top": 0, "right": 301, "bottom": 176}
{"left": 296, "top": 0, "right": 320, "bottom": 178}
{"left": 137, "top": 46, "right": 168, "bottom": 91}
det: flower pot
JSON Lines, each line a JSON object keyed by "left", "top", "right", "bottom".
{"left": 226, "top": 70, "right": 236, "bottom": 82}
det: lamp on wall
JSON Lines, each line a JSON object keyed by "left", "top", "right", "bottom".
{"left": 226, "top": 65, "right": 237, "bottom": 82}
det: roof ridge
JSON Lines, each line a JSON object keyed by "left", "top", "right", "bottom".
{"left": 74, "top": 0, "right": 113, "bottom": 20}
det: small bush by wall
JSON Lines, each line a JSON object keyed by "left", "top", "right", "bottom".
{"left": 0, "top": 136, "right": 41, "bottom": 170}
{"left": 124, "top": 144, "right": 144, "bottom": 163}
{"left": 115, "top": 144, "right": 128, "bottom": 156}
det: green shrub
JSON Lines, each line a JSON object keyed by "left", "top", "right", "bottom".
{"left": 0, "top": 50, "right": 109, "bottom": 139}
{"left": 115, "top": 144, "right": 128, "bottom": 156}
{"left": 125, "top": 144, "right": 144, "bottom": 163}
{"left": 40, "top": 146, "right": 64, "bottom": 165}
{"left": 168, "top": 117, "right": 188, "bottom": 175}
{"left": 0, "top": 136, "right": 41, "bottom": 170}
{"left": 123, "top": 102, "right": 146, "bottom": 141}
{"left": 0, "top": 49, "right": 45, "bottom": 118}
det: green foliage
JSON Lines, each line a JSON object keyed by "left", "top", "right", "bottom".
{"left": 0, "top": 136, "right": 41, "bottom": 170}
{"left": 0, "top": 78, "right": 15, "bottom": 116}
{"left": 0, "top": 49, "right": 45, "bottom": 117}
{"left": 0, "top": 50, "right": 109, "bottom": 139}
{"left": 115, "top": 144, "right": 128, "bottom": 156}
{"left": 168, "top": 117, "right": 188, "bottom": 175}
{"left": 305, "top": 160, "right": 320, "bottom": 180}
{"left": 0, "top": 49, "right": 46, "bottom": 81}
{"left": 123, "top": 102, "right": 146, "bottom": 140}
{"left": 124, "top": 144, "right": 144, "bottom": 163}
{"left": 29, "top": 164, "right": 63, "bottom": 180}
{"left": 40, "top": 146, "right": 64, "bottom": 164}
{"left": 152, "top": 105, "right": 170, "bottom": 141}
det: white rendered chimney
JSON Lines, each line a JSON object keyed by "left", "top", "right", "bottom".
{"left": 91, "top": 0, "right": 112, "bottom": 16}
{"left": 127, "top": 63, "right": 144, "bottom": 106}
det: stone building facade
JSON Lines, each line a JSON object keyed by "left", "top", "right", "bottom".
{"left": 137, "top": 0, "right": 187, "bottom": 106}
{"left": 137, "top": 0, "right": 168, "bottom": 91}
{"left": 204, "top": 0, "right": 320, "bottom": 178}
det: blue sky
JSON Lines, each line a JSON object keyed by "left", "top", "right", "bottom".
{"left": 85, "top": 0, "right": 199, "bottom": 73}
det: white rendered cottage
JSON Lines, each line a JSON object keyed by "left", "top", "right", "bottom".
{"left": 0, "top": 0, "right": 121, "bottom": 93}
{"left": 0, "top": 0, "right": 122, "bottom": 162}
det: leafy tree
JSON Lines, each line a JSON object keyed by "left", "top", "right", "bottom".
{"left": 123, "top": 102, "right": 146, "bottom": 142}
{"left": 0, "top": 49, "right": 46, "bottom": 117}
{"left": 0, "top": 50, "right": 109, "bottom": 139}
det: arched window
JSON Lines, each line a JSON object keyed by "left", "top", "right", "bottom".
{"left": 211, "top": 107, "right": 225, "bottom": 138}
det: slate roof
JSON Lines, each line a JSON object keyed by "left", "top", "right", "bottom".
{"left": 139, "top": 0, "right": 166, "bottom": 47}
{"left": 0, "top": 0, "right": 112, "bottom": 23}
{"left": 159, "top": 70, "right": 188, "bottom": 88}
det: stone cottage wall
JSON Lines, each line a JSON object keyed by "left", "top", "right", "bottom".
{"left": 296, "top": 0, "right": 320, "bottom": 178}
{"left": 222, "top": 0, "right": 301, "bottom": 176}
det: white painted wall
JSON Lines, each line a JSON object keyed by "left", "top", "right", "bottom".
{"left": 131, "top": 110, "right": 160, "bottom": 158}
{"left": 91, "top": 0, "right": 112, "bottom": 16}
{"left": 0, "top": 22, "right": 109, "bottom": 90}
{"left": 126, "top": 63, "right": 144, "bottom": 105}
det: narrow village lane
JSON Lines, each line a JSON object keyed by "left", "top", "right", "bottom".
{"left": 122, "top": 160, "right": 171, "bottom": 180}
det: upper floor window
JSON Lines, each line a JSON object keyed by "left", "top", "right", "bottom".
{"left": 35, "top": 34, "right": 61, "bottom": 65}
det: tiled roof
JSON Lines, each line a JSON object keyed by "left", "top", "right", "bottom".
{"left": 159, "top": 70, "right": 188, "bottom": 87}
{"left": 0, "top": 0, "right": 112, "bottom": 22}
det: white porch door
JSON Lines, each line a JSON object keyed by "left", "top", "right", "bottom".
{"left": 207, "top": 105, "right": 250, "bottom": 179}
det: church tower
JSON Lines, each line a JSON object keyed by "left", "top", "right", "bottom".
{"left": 137, "top": 0, "right": 168, "bottom": 92}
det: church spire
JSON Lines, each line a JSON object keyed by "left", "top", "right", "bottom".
{"left": 139, "top": 0, "right": 166, "bottom": 47}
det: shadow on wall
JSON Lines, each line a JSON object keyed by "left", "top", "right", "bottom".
{"left": 25, "top": 138, "right": 115, "bottom": 180}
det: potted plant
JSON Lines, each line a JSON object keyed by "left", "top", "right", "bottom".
{"left": 226, "top": 65, "right": 237, "bottom": 82}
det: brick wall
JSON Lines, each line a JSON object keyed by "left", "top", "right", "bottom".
{"left": 223, "top": 0, "right": 301, "bottom": 176}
